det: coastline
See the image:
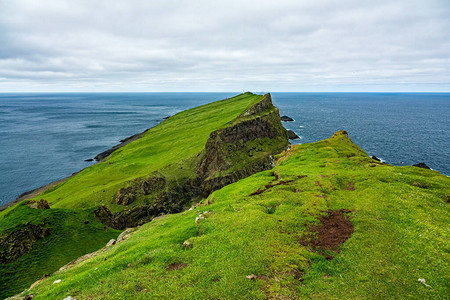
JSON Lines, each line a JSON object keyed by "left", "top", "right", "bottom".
{"left": 0, "top": 125, "right": 154, "bottom": 212}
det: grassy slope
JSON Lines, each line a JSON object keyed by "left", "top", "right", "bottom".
{"left": 0, "top": 202, "right": 120, "bottom": 299}
{"left": 25, "top": 131, "right": 449, "bottom": 299}
{"left": 24, "top": 92, "right": 263, "bottom": 212}
{"left": 0, "top": 93, "right": 264, "bottom": 299}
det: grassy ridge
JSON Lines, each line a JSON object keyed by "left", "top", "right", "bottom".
{"left": 27, "top": 93, "right": 263, "bottom": 212}
{"left": 25, "top": 131, "right": 449, "bottom": 299}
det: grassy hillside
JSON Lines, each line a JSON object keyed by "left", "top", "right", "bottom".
{"left": 24, "top": 92, "right": 264, "bottom": 211}
{"left": 22, "top": 131, "right": 449, "bottom": 299}
{"left": 1, "top": 92, "right": 286, "bottom": 299}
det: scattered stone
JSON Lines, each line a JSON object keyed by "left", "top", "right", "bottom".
{"left": 53, "top": 279, "right": 61, "bottom": 284}
{"left": 413, "top": 162, "right": 430, "bottom": 169}
{"left": 84, "top": 158, "right": 94, "bottom": 162}
{"left": 287, "top": 130, "right": 300, "bottom": 140}
{"left": 246, "top": 274, "right": 258, "bottom": 280}
{"left": 371, "top": 155, "right": 381, "bottom": 162}
{"left": 182, "top": 240, "right": 192, "bottom": 248}
{"left": 62, "top": 296, "right": 75, "bottom": 300}
{"left": 116, "top": 228, "right": 134, "bottom": 242}
{"left": 418, "top": 278, "right": 431, "bottom": 287}
{"left": 26, "top": 199, "right": 50, "bottom": 210}
{"left": 21, "top": 295, "right": 34, "bottom": 300}
{"left": 162, "top": 116, "right": 171, "bottom": 119}
{"left": 105, "top": 239, "right": 116, "bottom": 247}
{"left": 281, "top": 115, "right": 294, "bottom": 122}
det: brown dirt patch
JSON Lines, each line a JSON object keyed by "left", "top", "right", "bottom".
{"left": 343, "top": 182, "right": 355, "bottom": 191}
{"left": 299, "top": 209, "right": 353, "bottom": 257}
{"left": 166, "top": 262, "right": 187, "bottom": 271}
{"left": 249, "top": 180, "right": 294, "bottom": 196}
{"left": 297, "top": 175, "right": 308, "bottom": 179}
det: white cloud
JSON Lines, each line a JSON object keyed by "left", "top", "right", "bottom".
{"left": 0, "top": 0, "right": 449, "bottom": 91}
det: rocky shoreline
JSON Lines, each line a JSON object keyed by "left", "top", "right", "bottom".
{"left": 0, "top": 125, "right": 157, "bottom": 213}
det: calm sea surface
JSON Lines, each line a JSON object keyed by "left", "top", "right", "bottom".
{"left": 0, "top": 92, "right": 449, "bottom": 206}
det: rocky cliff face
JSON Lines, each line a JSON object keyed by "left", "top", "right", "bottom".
{"left": 103, "top": 93, "right": 288, "bottom": 229}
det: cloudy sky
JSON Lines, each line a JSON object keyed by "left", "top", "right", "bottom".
{"left": 0, "top": 0, "right": 449, "bottom": 92}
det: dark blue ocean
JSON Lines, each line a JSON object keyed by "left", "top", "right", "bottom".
{"left": 0, "top": 92, "right": 449, "bottom": 207}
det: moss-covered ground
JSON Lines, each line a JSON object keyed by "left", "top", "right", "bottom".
{"left": 23, "top": 131, "right": 449, "bottom": 299}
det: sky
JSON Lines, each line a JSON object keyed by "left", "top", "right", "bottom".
{"left": 0, "top": 0, "right": 449, "bottom": 92}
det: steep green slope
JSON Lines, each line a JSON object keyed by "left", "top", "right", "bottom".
{"left": 1, "top": 92, "right": 289, "bottom": 299}
{"left": 23, "top": 131, "right": 449, "bottom": 299}
{"left": 27, "top": 92, "right": 264, "bottom": 211}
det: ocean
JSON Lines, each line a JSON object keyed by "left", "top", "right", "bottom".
{"left": 0, "top": 92, "right": 449, "bottom": 207}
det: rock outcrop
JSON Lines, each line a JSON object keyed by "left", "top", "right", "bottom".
{"left": 281, "top": 115, "right": 294, "bottom": 121}
{"left": 413, "top": 162, "right": 430, "bottom": 169}
{"left": 0, "top": 224, "right": 50, "bottom": 264}
{"left": 287, "top": 130, "right": 300, "bottom": 140}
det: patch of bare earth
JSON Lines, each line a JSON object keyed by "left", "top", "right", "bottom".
{"left": 299, "top": 209, "right": 353, "bottom": 259}
{"left": 166, "top": 262, "right": 187, "bottom": 271}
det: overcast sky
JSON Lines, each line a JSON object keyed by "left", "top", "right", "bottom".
{"left": 0, "top": 0, "right": 449, "bottom": 92}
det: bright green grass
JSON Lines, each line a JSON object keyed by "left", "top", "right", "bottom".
{"left": 25, "top": 131, "right": 449, "bottom": 299}
{"left": 24, "top": 93, "right": 263, "bottom": 211}
{"left": 0, "top": 202, "right": 120, "bottom": 299}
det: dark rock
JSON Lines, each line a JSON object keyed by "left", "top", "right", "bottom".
{"left": 26, "top": 199, "right": 50, "bottom": 210}
{"left": 140, "top": 176, "right": 166, "bottom": 195}
{"left": 287, "top": 130, "right": 300, "bottom": 140}
{"left": 371, "top": 155, "right": 381, "bottom": 162}
{"left": 163, "top": 116, "right": 171, "bottom": 120}
{"left": 281, "top": 115, "right": 294, "bottom": 122}
{"left": 413, "top": 162, "right": 430, "bottom": 169}
{"left": 0, "top": 224, "right": 51, "bottom": 264}
{"left": 94, "top": 205, "right": 119, "bottom": 229}
{"left": 84, "top": 158, "right": 94, "bottom": 162}
{"left": 115, "top": 186, "right": 136, "bottom": 205}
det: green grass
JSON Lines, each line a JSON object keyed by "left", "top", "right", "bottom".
{"left": 24, "top": 131, "right": 449, "bottom": 299}
{"left": 0, "top": 203, "right": 120, "bottom": 299}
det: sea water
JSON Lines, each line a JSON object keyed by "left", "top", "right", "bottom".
{"left": 0, "top": 92, "right": 448, "bottom": 206}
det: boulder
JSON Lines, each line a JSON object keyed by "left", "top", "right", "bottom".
{"left": 413, "top": 162, "right": 430, "bottom": 169}
{"left": 26, "top": 199, "right": 50, "bottom": 210}
{"left": 287, "top": 130, "right": 300, "bottom": 140}
{"left": 281, "top": 115, "right": 294, "bottom": 122}
{"left": 371, "top": 155, "right": 381, "bottom": 162}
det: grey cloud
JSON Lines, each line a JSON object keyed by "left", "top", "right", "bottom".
{"left": 0, "top": 0, "right": 449, "bottom": 91}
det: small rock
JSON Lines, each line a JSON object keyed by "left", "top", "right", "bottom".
{"left": 182, "top": 240, "right": 192, "bottom": 248}
{"left": 62, "top": 296, "right": 75, "bottom": 300}
{"left": 287, "top": 130, "right": 300, "bottom": 140}
{"left": 371, "top": 155, "right": 381, "bottom": 162}
{"left": 281, "top": 115, "right": 294, "bottom": 122}
{"left": 418, "top": 278, "right": 431, "bottom": 287}
{"left": 246, "top": 274, "right": 257, "bottom": 280}
{"left": 413, "top": 162, "right": 430, "bottom": 169}
{"left": 21, "top": 295, "right": 34, "bottom": 300}
{"left": 53, "top": 279, "right": 62, "bottom": 284}
{"left": 162, "top": 116, "right": 170, "bottom": 119}
{"left": 105, "top": 239, "right": 116, "bottom": 247}
{"left": 84, "top": 158, "right": 94, "bottom": 162}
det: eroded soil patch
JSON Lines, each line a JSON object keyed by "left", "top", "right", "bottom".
{"left": 166, "top": 262, "right": 187, "bottom": 271}
{"left": 299, "top": 209, "right": 353, "bottom": 258}
{"left": 249, "top": 180, "right": 294, "bottom": 196}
